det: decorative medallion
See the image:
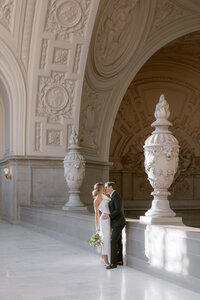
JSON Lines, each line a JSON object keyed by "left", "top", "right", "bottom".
{"left": 56, "top": 1, "right": 82, "bottom": 28}
{"left": 92, "top": 0, "right": 150, "bottom": 80}
{"left": 45, "top": 86, "right": 68, "bottom": 111}
{"left": 45, "top": 0, "right": 91, "bottom": 40}
{"left": 37, "top": 71, "right": 75, "bottom": 118}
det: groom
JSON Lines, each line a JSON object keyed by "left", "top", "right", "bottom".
{"left": 102, "top": 181, "right": 126, "bottom": 269}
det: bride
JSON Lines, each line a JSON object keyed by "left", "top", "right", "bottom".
{"left": 93, "top": 182, "right": 111, "bottom": 266}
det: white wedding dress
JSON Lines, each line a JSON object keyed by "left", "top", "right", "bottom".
{"left": 98, "top": 194, "right": 111, "bottom": 256}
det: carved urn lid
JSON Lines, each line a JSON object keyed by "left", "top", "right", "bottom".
{"left": 144, "top": 94, "right": 179, "bottom": 148}
{"left": 68, "top": 129, "right": 80, "bottom": 150}
{"left": 151, "top": 94, "right": 172, "bottom": 130}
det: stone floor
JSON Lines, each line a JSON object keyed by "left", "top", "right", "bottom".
{"left": 0, "top": 220, "right": 200, "bottom": 300}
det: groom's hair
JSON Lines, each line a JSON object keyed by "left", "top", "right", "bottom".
{"left": 105, "top": 181, "right": 115, "bottom": 188}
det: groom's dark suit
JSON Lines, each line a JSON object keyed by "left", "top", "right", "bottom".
{"left": 109, "top": 191, "right": 126, "bottom": 266}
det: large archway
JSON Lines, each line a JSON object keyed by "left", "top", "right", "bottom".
{"left": 80, "top": 0, "right": 200, "bottom": 161}
{"left": 109, "top": 30, "right": 200, "bottom": 226}
{"left": 79, "top": 0, "right": 200, "bottom": 214}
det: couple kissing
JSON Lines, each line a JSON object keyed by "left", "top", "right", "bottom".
{"left": 93, "top": 182, "right": 126, "bottom": 269}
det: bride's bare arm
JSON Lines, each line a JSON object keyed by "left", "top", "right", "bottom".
{"left": 94, "top": 197, "right": 100, "bottom": 232}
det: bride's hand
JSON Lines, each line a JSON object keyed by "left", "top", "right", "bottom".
{"left": 102, "top": 213, "right": 109, "bottom": 220}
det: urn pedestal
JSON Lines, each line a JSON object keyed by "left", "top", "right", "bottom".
{"left": 62, "top": 130, "right": 87, "bottom": 211}
{"left": 140, "top": 95, "right": 183, "bottom": 225}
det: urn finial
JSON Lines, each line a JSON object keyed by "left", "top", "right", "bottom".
{"left": 151, "top": 94, "right": 172, "bottom": 128}
{"left": 68, "top": 128, "right": 79, "bottom": 149}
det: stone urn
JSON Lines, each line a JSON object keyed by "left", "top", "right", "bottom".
{"left": 140, "top": 94, "right": 182, "bottom": 225}
{"left": 63, "top": 129, "right": 86, "bottom": 210}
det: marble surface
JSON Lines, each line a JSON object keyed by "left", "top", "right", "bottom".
{"left": 0, "top": 220, "right": 200, "bottom": 300}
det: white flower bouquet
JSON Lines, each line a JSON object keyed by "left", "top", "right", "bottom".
{"left": 88, "top": 233, "right": 103, "bottom": 247}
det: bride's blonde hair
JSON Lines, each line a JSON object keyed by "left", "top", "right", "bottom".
{"left": 92, "top": 182, "right": 104, "bottom": 198}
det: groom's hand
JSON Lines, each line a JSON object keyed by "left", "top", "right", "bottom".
{"left": 102, "top": 213, "right": 109, "bottom": 220}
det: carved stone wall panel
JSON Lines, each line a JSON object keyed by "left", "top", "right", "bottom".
{"left": 25, "top": 0, "right": 99, "bottom": 157}
{"left": 53, "top": 47, "right": 69, "bottom": 65}
{"left": 37, "top": 71, "right": 75, "bottom": 119}
{"left": 0, "top": 0, "right": 15, "bottom": 31}
{"left": 44, "top": 0, "right": 92, "bottom": 41}
{"left": 35, "top": 122, "right": 42, "bottom": 151}
{"left": 47, "top": 129, "right": 62, "bottom": 146}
